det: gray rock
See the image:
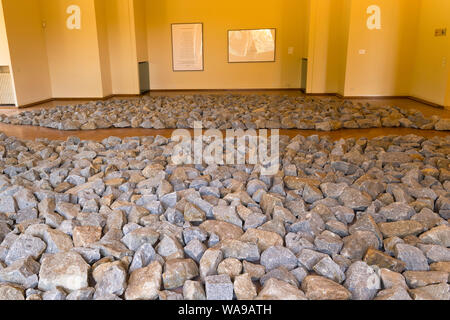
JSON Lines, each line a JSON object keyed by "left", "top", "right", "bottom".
{"left": 219, "top": 239, "right": 260, "bottom": 262}
{"left": 213, "top": 206, "right": 242, "bottom": 228}
{"left": 205, "top": 274, "right": 234, "bottom": 300}
{"left": 339, "top": 187, "right": 372, "bottom": 211}
{"left": 121, "top": 227, "right": 159, "bottom": 251}
{"left": 260, "top": 266, "right": 299, "bottom": 288}
{"left": 375, "top": 287, "right": 412, "bottom": 300}
{"left": 420, "top": 244, "right": 450, "bottom": 263}
{"left": 93, "top": 261, "right": 128, "bottom": 296}
{"left": 129, "top": 243, "right": 156, "bottom": 273}
{"left": 314, "top": 231, "right": 343, "bottom": 255}
{"left": 0, "top": 196, "right": 17, "bottom": 214}
{"left": 5, "top": 234, "right": 46, "bottom": 266}
{"left": 0, "top": 257, "right": 39, "bottom": 288}
{"left": 313, "top": 256, "right": 346, "bottom": 283}
{"left": 156, "top": 234, "right": 184, "bottom": 259}
{"left": 344, "top": 261, "right": 380, "bottom": 300}
{"left": 260, "top": 246, "right": 297, "bottom": 271}
{"left": 302, "top": 184, "right": 323, "bottom": 203}
{"left": 395, "top": 244, "right": 429, "bottom": 271}
{"left": 419, "top": 225, "right": 450, "bottom": 247}
{"left": 42, "top": 287, "right": 67, "bottom": 300}
{"left": 341, "top": 231, "right": 381, "bottom": 260}
{"left": 66, "top": 287, "right": 95, "bottom": 300}
{"left": 379, "top": 202, "right": 415, "bottom": 221}
{"left": 409, "top": 283, "right": 450, "bottom": 300}
{"left": 184, "top": 239, "right": 206, "bottom": 263}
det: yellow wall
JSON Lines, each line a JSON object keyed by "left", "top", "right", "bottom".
{"left": 1, "top": 0, "right": 449, "bottom": 105}
{"left": 0, "top": 1, "right": 10, "bottom": 66}
{"left": 343, "top": 0, "right": 420, "bottom": 97}
{"left": 2, "top": 0, "right": 52, "bottom": 106}
{"left": 95, "top": 0, "right": 113, "bottom": 97}
{"left": 146, "top": 0, "right": 308, "bottom": 90}
{"left": 134, "top": 0, "right": 148, "bottom": 63}
{"left": 104, "top": 0, "right": 139, "bottom": 94}
{"left": 306, "top": 0, "right": 350, "bottom": 94}
{"left": 447, "top": 72, "right": 450, "bottom": 108}
{"left": 41, "top": 0, "right": 105, "bottom": 98}
{"left": 410, "top": 0, "right": 450, "bottom": 107}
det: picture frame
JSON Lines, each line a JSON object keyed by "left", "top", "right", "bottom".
{"left": 227, "top": 28, "right": 276, "bottom": 63}
{"left": 171, "top": 23, "right": 204, "bottom": 72}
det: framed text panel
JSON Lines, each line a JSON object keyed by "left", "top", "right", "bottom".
{"left": 171, "top": 23, "right": 204, "bottom": 71}
{"left": 228, "top": 28, "right": 276, "bottom": 63}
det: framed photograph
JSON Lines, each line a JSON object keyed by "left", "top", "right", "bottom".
{"left": 228, "top": 28, "right": 276, "bottom": 63}
{"left": 171, "top": 23, "right": 204, "bottom": 71}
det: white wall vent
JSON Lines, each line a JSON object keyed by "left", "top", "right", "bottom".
{"left": 0, "top": 66, "right": 15, "bottom": 105}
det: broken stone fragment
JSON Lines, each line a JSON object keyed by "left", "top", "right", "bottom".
{"left": 162, "top": 258, "right": 199, "bottom": 289}
{"left": 183, "top": 280, "right": 206, "bottom": 300}
{"left": 344, "top": 261, "right": 380, "bottom": 300}
{"left": 0, "top": 283, "right": 25, "bottom": 300}
{"left": 0, "top": 257, "right": 40, "bottom": 289}
{"left": 233, "top": 273, "right": 257, "bottom": 300}
{"left": 257, "top": 278, "right": 307, "bottom": 300}
{"left": 5, "top": 234, "right": 47, "bottom": 266}
{"left": 218, "top": 239, "right": 260, "bottom": 262}
{"left": 363, "top": 248, "right": 406, "bottom": 273}
{"left": 409, "top": 283, "right": 450, "bottom": 300}
{"left": 199, "top": 248, "right": 223, "bottom": 281}
{"left": 419, "top": 225, "right": 450, "bottom": 247}
{"left": 260, "top": 266, "right": 299, "bottom": 288}
{"left": 302, "top": 275, "right": 352, "bottom": 300}
{"left": 93, "top": 260, "right": 128, "bottom": 297}
{"left": 313, "top": 256, "right": 346, "bottom": 283}
{"left": 121, "top": 227, "right": 159, "bottom": 251}
{"left": 379, "top": 221, "right": 424, "bottom": 238}
{"left": 199, "top": 220, "right": 244, "bottom": 241}
{"left": 260, "top": 246, "right": 297, "bottom": 271}
{"left": 217, "top": 258, "right": 242, "bottom": 279}
{"left": 73, "top": 226, "right": 102, "bottom": 247}
{"left": 379, "top": 268, "right": 408, "bottom": 289}
{"left": 403, "top": 271, "right": 449, "bottom": 289}
{"left": 242, "top": 260, "right": 266, "bottom": 281}
{"left": 395, "top": 243, "right": 429, "bottom": 271}
{"left": 125, "top": 261, "right": 162, "bottom": 300}
{"left": 374, "top": 287, "right": 412, "bottom": 300}
{"left": 205, "top": 274, "right": 234, "bottom": 300}
{"left": 38, "top": 251, "right": 90, "bottom": 292}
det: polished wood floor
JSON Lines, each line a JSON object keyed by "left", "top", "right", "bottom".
{"left": 0, "top": 90, "right": 449, "bottom": 142}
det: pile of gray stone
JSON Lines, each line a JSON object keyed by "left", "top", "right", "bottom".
{"left": 1, "top": 94, "right": 449, "bottom": 131}
{"left": 0, "top": 131, "right": 449, "bottom": 300}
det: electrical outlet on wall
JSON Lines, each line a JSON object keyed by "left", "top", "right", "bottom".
{"left": 359, "top": 49, "right": 367, "bottom": 55}
{"left": 288, "top": 47, "right": 294, "bottom": 55}
{"left": 443, "top": 57, "right": 447, "bottom": 68}
{"left": 435, "top": 28, "right": 447, "bottom": 37}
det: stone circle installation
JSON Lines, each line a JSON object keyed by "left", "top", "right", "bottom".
{"left": 1, "top": 94, "right": 450, "bottom": 131}
{"left": 0, "top": 131, "right": 449, "bottom": 300}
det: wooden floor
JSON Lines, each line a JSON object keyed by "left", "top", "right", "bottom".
{"left": 0, "top": 90, "right": 449, "bottom": 142}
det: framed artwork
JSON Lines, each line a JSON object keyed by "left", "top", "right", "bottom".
{"left": 171, "top": 23, "right": 204, "bottom": 71}
{"left": 228, "top": 28, "right": 276, "bottom": 63}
